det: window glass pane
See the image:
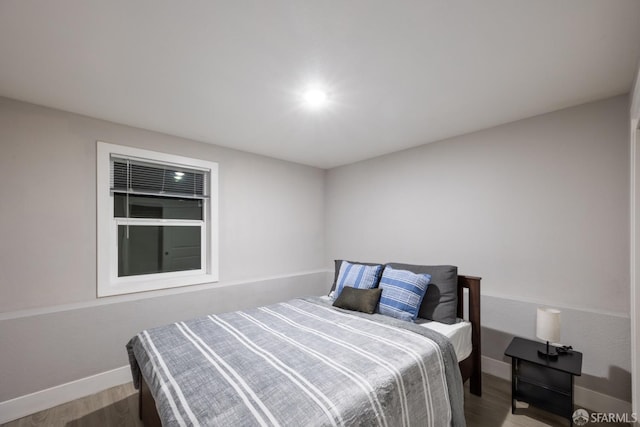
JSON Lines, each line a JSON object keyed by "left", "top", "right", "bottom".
{"left": 114, "top": 194, "right": 202, "bottom": 220}
{"left": 118, "top": 225, "right": 201, "bottom": 277}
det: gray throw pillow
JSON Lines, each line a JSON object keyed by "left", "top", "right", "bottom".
{"left": 332, "top": 286, "right": 382, "bottom": 314}
{"left": 386, "top": 263, "right": 458, "bottom": 324}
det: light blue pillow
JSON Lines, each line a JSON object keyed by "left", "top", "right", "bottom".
{"left": 378, "top": 266, "right": 431, "bottom": 322}
{"left": 334, "top": 261, "right": 383, "bottom": 299}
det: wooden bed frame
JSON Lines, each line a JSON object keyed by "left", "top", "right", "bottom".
{"left": 138, "top": 275, "right": 482, "bottom": 425}
{"left": 456, "top": 275, "right": 482, "bottom": 396}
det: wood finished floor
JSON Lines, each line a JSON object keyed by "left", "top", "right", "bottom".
{"left": 2, "top": 373, "right": 629, "bottom": 427}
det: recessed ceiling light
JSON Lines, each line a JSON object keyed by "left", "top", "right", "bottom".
{"left": 301, "top": 84, "right": 330, "bottom": 111}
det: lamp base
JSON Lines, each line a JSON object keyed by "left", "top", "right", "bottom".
{"left": 537, "top": 349, "right": 558, "bottom": 360}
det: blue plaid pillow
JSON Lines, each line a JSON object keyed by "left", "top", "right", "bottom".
{"left": 334, "top": 261, "right": 383, "bottom": 299}
{"left": 378, "top": 266, "right": 431, "bottom": 322}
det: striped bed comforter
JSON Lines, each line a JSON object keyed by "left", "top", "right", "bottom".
{"left": 126, "top": 297, "right": 465, "bottom": 427}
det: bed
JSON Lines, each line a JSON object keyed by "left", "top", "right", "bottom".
{"left": 127, "top": 263, "right": 481, "bottom": 427}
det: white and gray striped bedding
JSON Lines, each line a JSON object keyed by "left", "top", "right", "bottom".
{"left": 127, "top": 297, "right": 465, "bottom": 427}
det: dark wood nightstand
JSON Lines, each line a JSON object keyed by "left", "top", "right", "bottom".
{"left": 505, "top": 337, "right": 582, "bottom": 426}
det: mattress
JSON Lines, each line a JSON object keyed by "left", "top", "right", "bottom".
{"left": 319, "top": 295, "right": 472, "bottom": 362}
{"left": 416, "top": 318, "right": 472, "bottom": 361}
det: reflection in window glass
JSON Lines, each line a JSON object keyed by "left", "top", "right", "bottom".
{"left": 117, "top": 225, "right": 201, "bottom": 277}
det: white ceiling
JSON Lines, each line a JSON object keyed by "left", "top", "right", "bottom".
{"left": 1, "top": 1, "right": 640, "bottom": 169}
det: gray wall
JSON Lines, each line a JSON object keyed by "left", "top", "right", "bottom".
{"left": 0, "top": 94, "right": 632, "bottom": 404}
{"left": 325, "top": 95, "right": 631, "bottom": 400}
{"left": 0, "top": 97, "right": 327, "bottom": 401}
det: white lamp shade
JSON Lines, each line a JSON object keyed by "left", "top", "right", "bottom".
{"left": 536, "top": 307, "right": 561, "bottom": 343}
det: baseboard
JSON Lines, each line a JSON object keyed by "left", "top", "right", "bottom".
{"left": 481, "top": 355, "right": 512, "bottom": 379}
{"left": 482, "top": 356, "right": 632, "bottom": 415}
{"left": 0, "top": 366, "right": 132, "bottom": 424}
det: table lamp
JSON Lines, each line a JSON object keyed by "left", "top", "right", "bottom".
{"left": 536, "top": 307, "right": 560, "bottom": 359}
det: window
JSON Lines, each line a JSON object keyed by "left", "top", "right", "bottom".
{"left": 97, "top": 142, "right": 218, "bottom": 297}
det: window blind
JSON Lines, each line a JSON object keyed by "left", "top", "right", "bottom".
{"left": 110, "top": 156, "right": 208, "bottom": 199}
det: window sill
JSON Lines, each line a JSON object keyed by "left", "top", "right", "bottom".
{"left": 97, "top": 273, "right": 219, "bottom": 298}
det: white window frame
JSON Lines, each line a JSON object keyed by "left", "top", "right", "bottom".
{"left": 97, "top": 141, "right": 219, "bottom": 297}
